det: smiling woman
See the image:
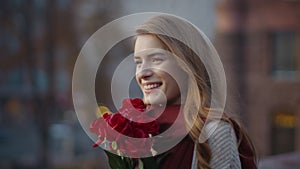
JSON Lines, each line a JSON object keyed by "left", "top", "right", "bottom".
{"left": 132, "top": 15, "right": 258, "bottom": 169}
{"left": 86, "top": 14, "right": 258, "bottom": 169}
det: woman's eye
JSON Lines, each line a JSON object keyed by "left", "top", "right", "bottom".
{"left": 152, "top": 58, "right": 163, "bottom": 63}
{"left": 134, "top": 60, "right": 142, "bottom": 65}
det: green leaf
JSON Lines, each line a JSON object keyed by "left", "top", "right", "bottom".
{"left": 141, "top": 151, "right": 171, "bottom": 169}
{"left": 104, "top": 150, "right": 172, "bottom": 169}
{"left": 126, "top": 157, "right": 138, "bottom": 169}
{"left": 105, "top": 151, "right": 127, "bottom": 169}
{"left": 138, "top": 159, "right": 144, "bottom": 169}
{"left": 111, "top": 141, "right": 118, "bottom": 150}
{"left": 141, "top": 157, "right": 159, "bottom": 169}
{"left": 104, "top": 150, "right": 137, "bottom": 169}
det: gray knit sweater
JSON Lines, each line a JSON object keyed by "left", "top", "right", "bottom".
{"left": 191, "top": 121, "right": 242, "bottom": 169}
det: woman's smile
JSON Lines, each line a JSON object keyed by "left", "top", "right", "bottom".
{"left": 142, "top": 82, "right": 163, "bottom": 92}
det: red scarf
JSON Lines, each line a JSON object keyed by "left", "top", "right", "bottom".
{"left": 148, "top": 105, "right": 194, "bottom": 169}
{"left": 149, "top": 105, "right": 257, "bottom": 169}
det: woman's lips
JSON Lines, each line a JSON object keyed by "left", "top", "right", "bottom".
{"left": 143, "top": 82, "right": 162, "bottom": 94}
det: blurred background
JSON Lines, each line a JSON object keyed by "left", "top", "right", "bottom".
{"left": 0, "top": 0, "right": 299, "bottom": 169}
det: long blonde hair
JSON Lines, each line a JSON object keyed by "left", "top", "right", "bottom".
{"left": 135, "top": 14, "right": 256, "bottom": 169}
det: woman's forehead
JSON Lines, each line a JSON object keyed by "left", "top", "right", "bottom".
{"left": 134, "top": 35, "right": 167, "bottom": 51}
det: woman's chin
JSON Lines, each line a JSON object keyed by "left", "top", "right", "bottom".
{"left": 144, "top": 94, "right": 167, "bottom": 106}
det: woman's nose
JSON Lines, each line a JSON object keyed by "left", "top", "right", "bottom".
{"left": 136, "top": 67, "right": 154, "bottom": 79}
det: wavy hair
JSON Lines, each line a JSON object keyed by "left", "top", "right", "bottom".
{"left": 135, "top": 14, "right": 256, "bottom": 169}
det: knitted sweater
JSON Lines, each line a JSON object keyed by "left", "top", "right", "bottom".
{"left": 160, "top": 120, "right": 242, "bottom": 169}
{"left": 205, "top": 120, "right": 242, "bottom": 169}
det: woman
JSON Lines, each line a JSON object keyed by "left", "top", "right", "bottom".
{"left": 133, "top": 14, "right": 257, "bottom": 169}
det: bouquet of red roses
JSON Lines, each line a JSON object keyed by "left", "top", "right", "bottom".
{"left": 90, "top": 98, "right": 163, "bottom": 169}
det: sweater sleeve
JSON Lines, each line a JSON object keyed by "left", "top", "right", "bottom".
{"left": 205, "top": 121, "right": 242, "bottom": 169}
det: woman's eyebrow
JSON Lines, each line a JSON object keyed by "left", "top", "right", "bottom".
{"left": 133, "top": 55, "right": 141, "bottom": 59}
{"left": 134, "top": 49, "right": 168, "bottom": 58}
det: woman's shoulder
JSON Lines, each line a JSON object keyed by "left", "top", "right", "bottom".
{"left": 204, "top": 119, "right": 234, "bottom": 137}
{"left": 204, "top": 119, "right": 242, "bottom": 169}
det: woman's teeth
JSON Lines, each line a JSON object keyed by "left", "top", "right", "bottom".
{"left": 144, "top": 83, "right": 161, "bottom": 90}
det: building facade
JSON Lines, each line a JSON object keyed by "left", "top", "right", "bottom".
{"left": 215, "top": 0, "right": 300, "bottom": 157}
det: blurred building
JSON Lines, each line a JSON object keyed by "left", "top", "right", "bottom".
{"left": 0, "top": 0, "right": 113, "bottom": 168}
{"left": 215, "top": 0, "right": 300, "bottom": 158}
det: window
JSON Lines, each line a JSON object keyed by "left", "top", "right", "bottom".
{"left": 272, "top": 32, "right": 297, "bottom": 77}
{"left": 271, "top": 111, "right": 297, "bottom": 154}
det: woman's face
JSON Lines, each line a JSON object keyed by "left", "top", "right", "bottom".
{"left": 134, "top": 34, "right": 187, "bottom": 105}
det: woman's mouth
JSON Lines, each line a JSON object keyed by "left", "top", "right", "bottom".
{"left": 143, "top": 82, "right": 162, "bottom": 93}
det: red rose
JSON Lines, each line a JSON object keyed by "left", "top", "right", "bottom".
{"left": 121, "top": 98, "right": 146, "bottom": 111}
{"left": 90, "top": 98, "right": 160, "bottom": 157}
{"left": 119, "top": 98, "right": 146, "bottom": 120}
{"left": 106, "top": 113, "right": 132, "bottom": 135}
{"left": 129, "top": 98, "right": 146, "bottom": 112}
{"left": 116, "top": 118, "right": 158, "bottom": 157}
{"left": 90, "top": 118, "right": 105, "bottom": 147}
{"left": 133, "top": 120, "right": 160, "bottom": 137}
{"left": 90, "top": 116, "right": 104, "bottom": 136}
{"left": 90, "top": 113, "right": 119, "bottom": 147}
{"left": 131, "top": 109, "right": 160, "bottom": 137}
{"left": 118, "top": 133, "right": 153, "bottom": 157}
